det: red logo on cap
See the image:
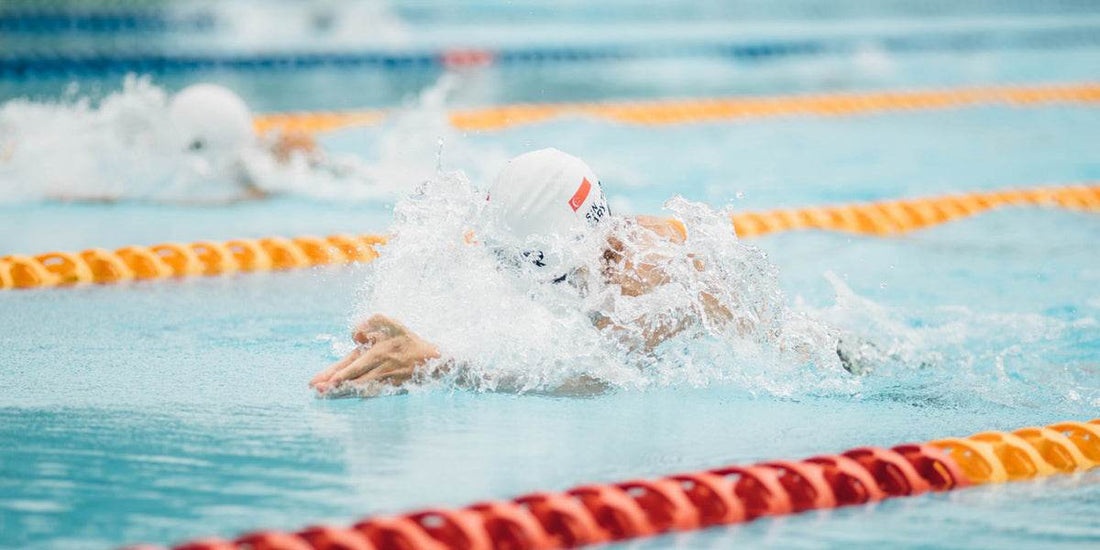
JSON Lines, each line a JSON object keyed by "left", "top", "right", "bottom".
{"left": 568, "top": 178, "right": 592, "bottom": 212}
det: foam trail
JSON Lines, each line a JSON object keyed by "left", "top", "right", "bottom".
{"left": 0, "top": 75, "right": 503, "bottom": 204}
{"left": 0, "top": 77, "right": 191, "bottom": 203}
{"left": 0, "top": 75, "right": 506, "bottom": 206}
{"left": 0, "top": 76, "right": 293, "bottom": 204}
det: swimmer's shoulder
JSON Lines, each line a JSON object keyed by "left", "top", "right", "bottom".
{"left": 631, "top": 215, "right": 687, "bottom": 243}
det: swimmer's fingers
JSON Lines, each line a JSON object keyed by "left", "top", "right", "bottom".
{"left": 349, "top": 361, "right": 416, "bottom": 388}
{"left": 319, "top": 360, "right": 412, "bottom": 398}
{"left": 325, "top": 342, "right": 396, "bottom": 386}
{"left": 309, "top": 347, "right": 362, "bottom": 388}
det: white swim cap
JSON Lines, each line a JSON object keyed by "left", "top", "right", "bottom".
{"left": 169, "top": 84, "right": 253, "bottom": 157}
{"left": 486, "top": 148, "right": 610, "bottom": 245}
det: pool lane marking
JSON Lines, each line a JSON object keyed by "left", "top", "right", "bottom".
{"left": 7, "top": 22, "right": 1100, "bottom": 77}
{"left": 2, "top": 184, "right": 1098, "bottom": 290}
{"left": 729, "top": 183, "right": 1100, "bottom": 237}
{"left": 253, "top": 82, "right": 1100, "bottom": 135}
{"left": 124, "top": 419, "right": 1100, "bottom": 550}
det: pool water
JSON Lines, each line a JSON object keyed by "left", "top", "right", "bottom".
{"left": 2, "top": 2, "right": 1100, "bottom": 549}
{"left": 3, "top": 208, "right": 1098, "bottom": 548}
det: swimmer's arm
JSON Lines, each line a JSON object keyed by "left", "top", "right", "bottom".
{"left": 634, "top": 215, "right": 737, "bottom": 326}
{"left": 310, "top": 314, "right": 441, "bottom": 397}
{"left": 603, "top": 295, "right": 733, "bottom": 353}
{"left": 593, "top": 313, "right": 692, "bottom": 352}
{"left": 270, "top": 130, "right": 319, "bottom": 164}
{"left": 632, "top": 215, "right": 686, "bottom": 242}
{"left": 603, "top": 216, "right": 733, "bottom": 349}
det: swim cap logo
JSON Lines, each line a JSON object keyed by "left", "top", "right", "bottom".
{"left": 568, "top": 178, "right": 592, "bottom": 212}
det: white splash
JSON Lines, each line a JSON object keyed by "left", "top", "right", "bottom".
{"left": 322, "top": 73, "right": 509, "bottom": 201}
{"left": 804, "top": 273, "right": 1100, "bottom": 411}
{"left": 350, "top": 170, "right": 856, "bottom": 397}
{"left": 0, "top": 75, "right": 503, "bottom": 204}
{"left": 0, "top": 76, "right": 196, "bottom": 202}
{"left": 0, "top": 76, "right": 283, "bottom": 203}
{"left": 332, "top": 170, "right": 1097, "bottom": 408}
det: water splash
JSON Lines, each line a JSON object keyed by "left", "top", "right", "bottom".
{"left": 806, "top": 273, "right": 1100, "bottom": 412}
{"left": 0, "top": 76, "right": 281, "bottom": 203}
{"left": 334, "top": 170, "right": 1099, "bottom": 409}
{"left": 0, "top": 77, "right": 191, "bottom": 202}
{"left": 0, "top": 74, "right": 504, "bottom": 205}
{"left": 344, "top": 170, "right": 856, "bottom": 398}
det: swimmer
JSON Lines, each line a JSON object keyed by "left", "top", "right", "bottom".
{"left": 310, "top": 148, "right": 872, "bottom": 397}
{"left": 168, "top": 83, "right": 323, "bottom": 202}
{"left": 18, "top": 83, "right": 325, "bottom": 203}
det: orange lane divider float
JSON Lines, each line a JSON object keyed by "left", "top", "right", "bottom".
{"left": 727, "top": 183, "right": 1100, "bottom": 238}
{"left": 254, "top": 111, "right": 386, "bottom": 136}
{"left": 127, "top": 419, "right": 1100, "bottom": 550}
{"left": 253, "top": 82, "right": 1100, "bottom": 135}
{"left": 0, "top": 235, "right": 388, "bottom": 290}
{"left": 3, "top": 184, "right": 1099, "bottom": 290}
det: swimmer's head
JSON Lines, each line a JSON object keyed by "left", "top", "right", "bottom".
{"left": 485, "top": 148, "right": 611, "bottom": 275}
{"left": 487, "top": 148, "right": 610, "bottom": 241}
{"left": 169, "top": 84, "right": 253, "bottom": 170}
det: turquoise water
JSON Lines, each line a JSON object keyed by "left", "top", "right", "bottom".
{"left": 3, "top": 104, "right": 1099, "bottom": 253}
{"left": 3, "top": 3, "right": 1100, "bottom": 549}
{"left": 2, "top": 209, "right": 1099, "bottom": 548}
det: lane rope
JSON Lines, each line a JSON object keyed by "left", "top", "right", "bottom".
{"left": 0, "top": 10, "right": 214, "bottom": 33}
{"left": 4, "top": 25, "right": 1099, "bottom": 78}
{"left": 4, "top": 6, "right": 1095, "bottom": 32}
{"left": 125, "top": 418, "right": 1100, "bottom": 550}
{"left": 728, "top": 183, "right": 1100, "bottom": 237}
{"left": 2, "top": 184, "right": 1097, "bottom": 291}
{"left": 253, "top": 82, "right": 1100, "bottom": 135}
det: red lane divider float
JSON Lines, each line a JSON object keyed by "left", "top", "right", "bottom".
{"left": 126, "top": 419, "right": 1100, "bottom": 550}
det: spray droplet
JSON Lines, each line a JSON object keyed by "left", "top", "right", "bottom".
{"left": 735, "top": 191, "right": 745, "bottom": 199}
{"left": 436, "top": 136, "right": 445, "bottom": 172}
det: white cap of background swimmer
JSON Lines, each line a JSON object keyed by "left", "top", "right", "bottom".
{"left": 169, "top": 84, "right": 253, "bottom": 161}
{"left": 487, "top": 148, "right": 610, "bottom": 245}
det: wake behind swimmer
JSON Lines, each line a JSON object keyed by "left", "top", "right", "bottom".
{"left": 0, "top": 78, "right": 386, "bottom": 204}
{"left": 312, "top": 148, "right": 872, "bottom": 399}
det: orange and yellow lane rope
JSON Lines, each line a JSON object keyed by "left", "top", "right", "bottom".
{"left": 3, "top": 184, "right": 1097, "bottom": 290}
{"left": 254, "top": 82, "right": 1100, "bottom": 135}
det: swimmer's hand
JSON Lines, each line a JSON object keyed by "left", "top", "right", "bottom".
{"left": 310, "top": 315, "right": 440, "bottom": 397}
